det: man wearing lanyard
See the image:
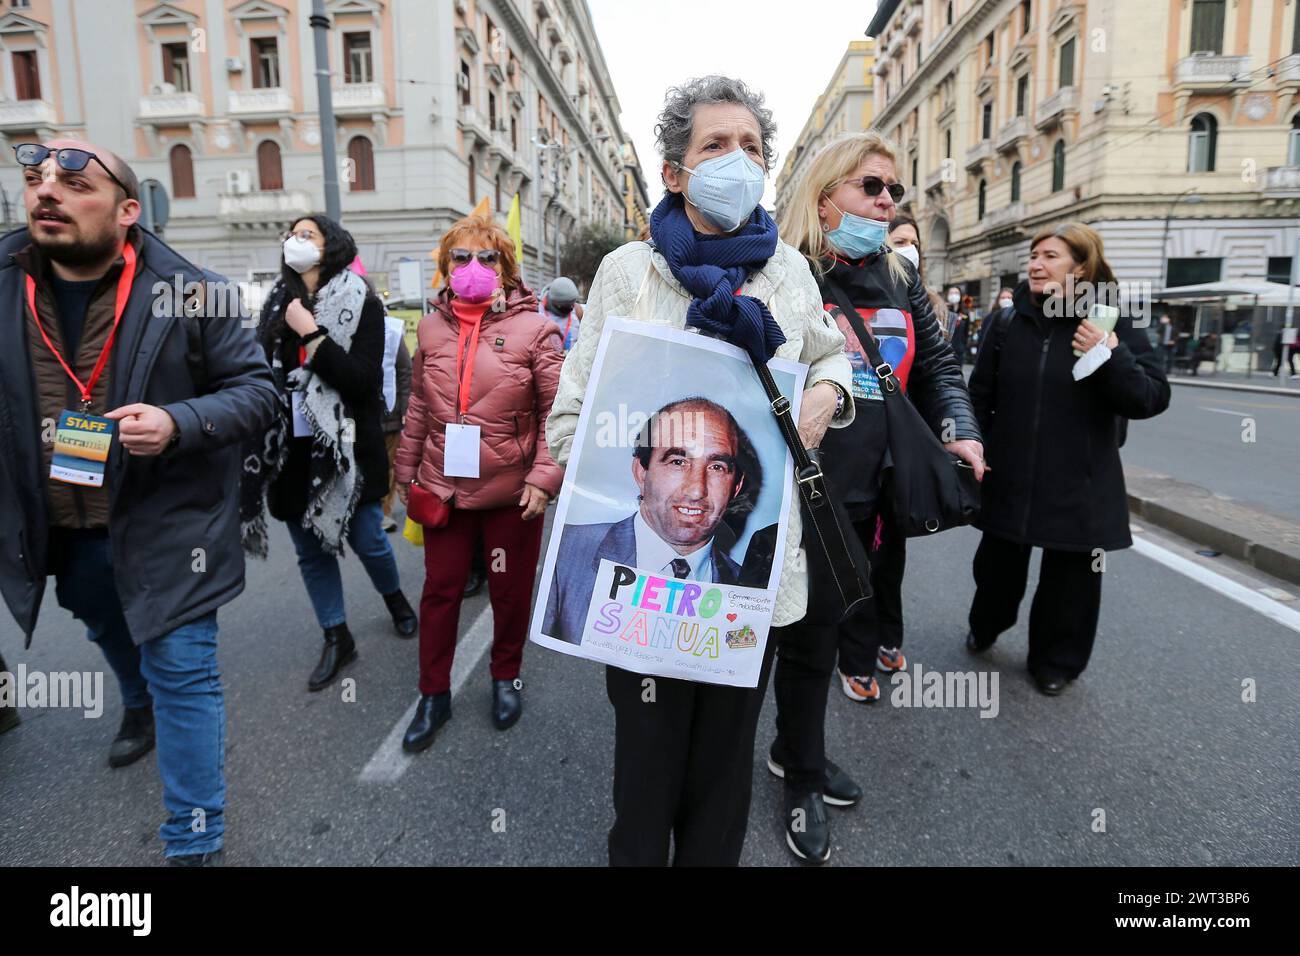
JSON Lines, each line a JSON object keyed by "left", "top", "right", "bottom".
{"left": 0, "top": 140, "right": 278, "bottom": 865}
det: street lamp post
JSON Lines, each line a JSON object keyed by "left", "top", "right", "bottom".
{"left": 1160, "top": 188, "right": 1204, "bottom": 292}
{"left": 1281, "top": 233, "right": 1300, "bottom": 383}
{"left": 310, "top": 0, "right": 341, "bottom": 222}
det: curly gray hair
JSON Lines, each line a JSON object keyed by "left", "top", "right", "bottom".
{"left": 654, "top": 75, "right": 777, "bottom": 173}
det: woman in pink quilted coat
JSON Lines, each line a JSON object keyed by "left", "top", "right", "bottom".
{"left": 394, "top": 214, "right": 564, "bottom": 750}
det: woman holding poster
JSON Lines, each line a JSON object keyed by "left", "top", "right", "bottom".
{"left": 544, "top": 75, "right": 855, "bottom": 867}
{"left": 394, "top": 214, "right": 564, "bottom": 751}
{"left": 776, "top": 132, "right": 983, "bottom": 862}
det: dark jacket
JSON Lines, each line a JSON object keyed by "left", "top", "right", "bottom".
{"left": 540, "top": 515, "right": 741, "bottom": 645}
{"left": 968, "top": 280, "right": 1170, "bottom": 552}
{"left": 816, "top": 251, "right": 980, "bottom": 516}
{"left": 0, "top": 226, "right": 280, "bottom": 645}
{"left": 264, "top": 292, "right": 390, "bottom": 520}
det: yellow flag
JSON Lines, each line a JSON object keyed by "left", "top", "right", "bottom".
{"left": 506, "top": 193, "right": 523, "bottom": 262}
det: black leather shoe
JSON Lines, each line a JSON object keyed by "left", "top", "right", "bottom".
{"left": 965, "top": 629, "right": 995, "bottom": 653}
{"left": 491, "top": 678, "right": 523, "bottom": 730}
{"left": 463, "top": 569, "right": 485, "bottom": 598}
{"left": 382, "top": 590, "right": 417, "bottom": 638}
{"left": 307, "top": 624, "right": 357, "bottom": 692}
{"left": 108, "top": 704, "right": 155, "bottom": 768}
{"left": 1033, "top": 672, "right": 1070, "bottom": 696}
{"left": 168, "top": 849, "right": 223, "bottom": 867}
{"left": 784, "top": 787, "right": 831, "bottom": 864}
{"left": 767, "top": 748, "right": 862, "bottom": 807}
{"left": 402, "top": 693, "right": 451, "bottom": 752}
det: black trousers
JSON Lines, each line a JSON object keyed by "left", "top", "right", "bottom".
{"left": 837, "top": 512, "right": 907, "bottom": 676}
{"left": 605, "top": 632, "right": 777, "bottom": 867}
{"left": 772, "top": 620, "right": 838, "bottom": 793}
{"left": 968, "top": 532, "right": 1103, "bottom": 679}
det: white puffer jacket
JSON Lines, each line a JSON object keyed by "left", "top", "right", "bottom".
{"left": 546, "top": 239, "right": 855, "bottom": 627}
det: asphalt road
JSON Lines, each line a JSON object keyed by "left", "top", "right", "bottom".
{"left": 1123, "top": 386, "right": 1300, "bottom": 521}
{"left": 2, "top": 510, "right": 1297, "bottom": 867}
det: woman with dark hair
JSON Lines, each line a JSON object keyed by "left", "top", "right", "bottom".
{"left": 966, "top": 221, "right": 1169, "bottom": 695}
{"left": 887, "top": 215, "right": 950, "bottom": 337}
{"left": 241, "top": 215, "right": 417, "bottom": 692}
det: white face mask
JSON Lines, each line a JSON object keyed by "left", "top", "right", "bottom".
{"left": 947, "top": 293, "right": 960, "bottom": 305}
{"left": 892, "top": 243, "right": 920, "bottom": 269}
{"left": 283, "top": 235, "right": 322, "bottom": 274}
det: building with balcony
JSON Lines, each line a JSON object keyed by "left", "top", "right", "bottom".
{"left": 774, "top": 39, "right": 876, "bottom": 224}
{"left": 0, "top": 0, "right": 639, "bottom": 293}
{"left": 863, "top": 0, "right": 1300, "bottom": 327}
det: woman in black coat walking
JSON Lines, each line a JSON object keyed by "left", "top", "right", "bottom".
{"left": 240, "top": 215, "right": 417, "bottom": 691}
{"left": 966, "top": 222, "right": 1170, "bottom": 695}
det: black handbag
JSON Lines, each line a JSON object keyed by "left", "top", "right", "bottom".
{"left": 825, "top": 280, "right": 980, "bottom": 537}
{"left": 749, "top": 357, "right": 872, "bottom": 625}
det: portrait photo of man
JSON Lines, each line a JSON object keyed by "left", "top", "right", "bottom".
{"left": 541, "top": 396, "right": 765, "bottom": 645}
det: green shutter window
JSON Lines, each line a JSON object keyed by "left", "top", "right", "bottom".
{"left": 1190, "top": 0, "right": 1225, "bottom": 55}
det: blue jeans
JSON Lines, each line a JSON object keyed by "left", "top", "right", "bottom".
{"left": 284, "top": 500, "right": 402, "bottom": 629}
{"left": 51, "top": 530, "right": 225, "bottom": 858}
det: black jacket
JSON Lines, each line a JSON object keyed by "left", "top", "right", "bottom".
{"left": 816, "top": 251, "right": 980, "bottom": 515}
{"left": 265, "top": 293, "right": 390, "bottom": 520}
{"left": 0, "top": 227, "right": 280, "bottom": 644}
{"left": 968, "top": 280, "right": 1170, "bottom": 552}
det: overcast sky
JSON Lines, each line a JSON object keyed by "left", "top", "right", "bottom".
{"left": 586, "top": 0, "right": 880, "bottom": 210}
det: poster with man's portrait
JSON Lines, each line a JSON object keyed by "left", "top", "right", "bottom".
{"left": 530, "top": 318, "right": 806, "bottom": 688}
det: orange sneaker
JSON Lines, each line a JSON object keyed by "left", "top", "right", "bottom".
{"left": 876, "top": 646, "right": 907, "bottom": 673}
{"left": 839, "top": 672, "right": 880, "bottom": 702}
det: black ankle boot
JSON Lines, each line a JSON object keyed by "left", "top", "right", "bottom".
{"left": 402, "top": 693, "right": 451, "bottom": 752}
{"left": 108, "top": 703, "right": 156, "bottom": 768}
{"left": 308, "top": 624, "right": 357, "bottom": 692}
{"left": 491, "top": 678, "right": 523, "bottom": 730}
{"left": 382, "top": 590, "right": 417, "bottom": 638}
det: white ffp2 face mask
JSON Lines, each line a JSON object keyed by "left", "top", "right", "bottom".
{"left": 892, "top": 243, "right": 920, "bottom": 269}
{"left": 283, "top": 235, "right": 322, "bottom": 274}
{"left": 679, "top": 148, "right": 766, "bottom": 233}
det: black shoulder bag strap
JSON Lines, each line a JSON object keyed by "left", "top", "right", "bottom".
{"left": 749, "top": 346, "right": 872, "bottom": 624}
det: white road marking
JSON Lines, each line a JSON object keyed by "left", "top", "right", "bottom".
{"left": 1131, "top": 537, "right": 1300, "bottom": 634}
{"left": 359, "top": 603, "right": 495, "bottom": 784}
{"left": 1197, "top": 406, "right": 1253, "bottom": 416}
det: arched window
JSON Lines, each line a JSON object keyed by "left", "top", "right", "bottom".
{"left": 1288, "top": 114, "right": 1300, "bottom": 168}
{"left": 468, "top": 153, "right": 476, "bottom": 204}
{"left": 257, "top": 140, "right": 282, "bottom": 191}
{"left": 169, "top": 144, "right": 195, "bottom": 199}
{"left": 1188, "top": 113, "right": 1217, "bottom": 172}
{"left": 347, "top": 135, "right": 374, "bottom": 191}
{"left": 977, "top": 179, "right": 987, "bottom": 219}
{"left": 1051, "top": 139, "right": 1066, "bottom": 192}
{"left": 1010, "top": 160, "right": 1022, "bottom": 202}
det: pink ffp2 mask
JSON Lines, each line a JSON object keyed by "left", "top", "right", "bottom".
{"left": 449, "top": 258, "right": 499, "bottom": 302}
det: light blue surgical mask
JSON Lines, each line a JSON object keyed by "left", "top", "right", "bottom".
{"left": 679, "top": 148, "right": 766, "bottom": 233}
{"left": 824, "top": 198, "right": 889, "bottom": 259}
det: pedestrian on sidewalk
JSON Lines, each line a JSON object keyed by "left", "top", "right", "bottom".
{"left": 775, "top": 131, "right": 983, "bottom": 862}
{"left": 947, "top": 287, "right": 969, "bottom": 364}
{"left": 1158, "top": 315, "right": 1176, "bottom": 374}
{"left": 378, "top": 296, "right": 412, "bottom": 534}
{"left": 1271, "top": 330, "right": 1297, "bottom": 377}
{"left": 965, "top": 222, "right": 1170, "bottom": 695}
{"left": 0, "top": 139, "right": 280, "bottom": 864}
{"left": 394, "top": 213, "right": 563, "bottom": 750}
{"left": 240, "top": 215, "right": 418, "bottom": 694}
{"left": 541, "top": 275, "right": 584, "bottom": 351}
{"left": 545, "top": 75, "right": 855, "bottom": 867}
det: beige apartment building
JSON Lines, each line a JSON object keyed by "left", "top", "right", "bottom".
{"left": 0, "top": 0, "right": 650, "bottom": 293}
{"left": 860, "top": 0, "right": 1300, "bottom": 337}
{"left": 774, "top": 38, "right": 876, "bottom": 224}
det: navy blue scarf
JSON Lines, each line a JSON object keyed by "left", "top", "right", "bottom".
{"left": 649, "top": 192, "right": 785, "bottom": 363}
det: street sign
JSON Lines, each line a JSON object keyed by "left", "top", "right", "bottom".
{"left": 139, "top": 179, "right": 170, "bottom": 235}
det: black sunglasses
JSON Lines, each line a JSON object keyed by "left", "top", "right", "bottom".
{"left": 849, "top": 175, "right": 905, "bottom": 203}
{"left": 449, "top": 248, "right": 500, "bottom": 266}
{"left": 13, "top": 143, "right": 133, "bottom": 199}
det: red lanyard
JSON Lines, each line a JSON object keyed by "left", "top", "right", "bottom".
{"left": 454, "top": 309, "right": 485, "bottom": 421}
{"left": 26, "top": 242, "right": 137, "bottom": 411}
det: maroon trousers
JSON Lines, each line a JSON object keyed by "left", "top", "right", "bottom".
{"left": 418, "top": 504, "right": 544, "bottom": 696}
